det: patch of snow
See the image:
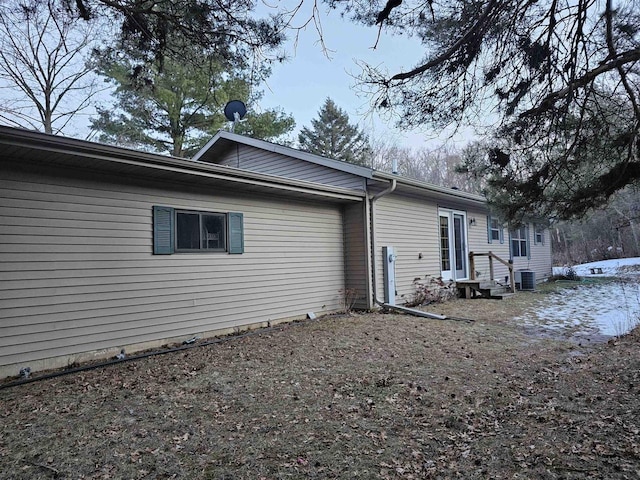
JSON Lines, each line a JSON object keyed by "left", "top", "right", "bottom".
{"left": 553, "top": 257, "right": 640, "bottom": 277}
{"left": 526, "top": 258, "right": 640, "bottom": 338}
{"left": 517, "top": 282, "right": 640, "bottom": 337}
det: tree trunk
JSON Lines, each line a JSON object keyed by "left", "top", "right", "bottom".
{"left": 44, "top": 109, "right": 53, "bottom": 134}
{"left": 629, "top": 219, "right": 640, "bottom": 256}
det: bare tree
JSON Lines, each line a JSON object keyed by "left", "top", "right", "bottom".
{"left": 0, "top": 0, "right": 101, "bottom": 134}
{"left": 551, "top": 187, "right": 640, "bottom": 265}
{"left": 369, "top": 136, "right": 482, "bottom": 193}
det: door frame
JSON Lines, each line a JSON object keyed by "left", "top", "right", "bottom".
{"left": 438, "top": 208, "right": 469, "bottom": 281}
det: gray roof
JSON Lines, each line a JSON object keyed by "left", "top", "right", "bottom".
{"left": 0, "top": 126, "right": 365, "bottom": 203}
{"left": 195, "top": 130, "right": 486, "bottom": 205}
{"left": 373, "top": 171, "right": 486, "bottom": 204}
{"left": 194, "top": 130, "right": 376, "bottom": 179}
{"left": 0, "top": 125, "right": 487, "bottom": 206}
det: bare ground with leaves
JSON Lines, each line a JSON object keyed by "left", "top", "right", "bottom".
{"left": 1, "top": 291, "right": 640, "bottom": 479}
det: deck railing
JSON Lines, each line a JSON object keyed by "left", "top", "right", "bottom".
{"left": 468, "top": 251, "right": 515, "bottom": 293}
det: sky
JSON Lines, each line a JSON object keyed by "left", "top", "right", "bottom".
{"left": 254, "top": 3, "right": 477, "bottom": 151}
{"left": 0, "top": 1, "right": 476, "bottom": 151}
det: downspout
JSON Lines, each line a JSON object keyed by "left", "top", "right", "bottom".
{"left": 369, "top": 177, "right": 447, "bottom": 320}
{"left": 369, "top": 178, "right": 396, "bottom": 307}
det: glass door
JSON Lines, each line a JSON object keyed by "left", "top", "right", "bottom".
{"left": 439, "top": 213, "right": 452, "bottom": 280}
{"left": 439, "top": 209, "right": 468, "bottom": 281}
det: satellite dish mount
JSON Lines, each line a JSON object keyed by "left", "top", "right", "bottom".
{"left": 224, "top": 100, "right": 247, "bottom": 133}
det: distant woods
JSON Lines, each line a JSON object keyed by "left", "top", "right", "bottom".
{"left": 552, "top": 188, "right": 640, "bottom": 266}
{"left": 299, "top": 98, "right": 482, "bottom": 194}
{"left": 368, "top": 137, "right": 482, "bottom": 194}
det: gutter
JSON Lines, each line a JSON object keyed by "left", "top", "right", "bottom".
{"left": 373, "top": 171, "right": 485, "bottom": 204}
{"left": 369, "top": 178, "right": 396, "bottom": 308}
{"left": 368, "top": 178, "right": 449, "bottom": 321}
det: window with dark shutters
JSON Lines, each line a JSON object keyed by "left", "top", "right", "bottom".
{"left": 152, "top": 206, "right": 243, "bottom": 255}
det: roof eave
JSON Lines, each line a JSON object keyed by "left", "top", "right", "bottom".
{"left": 372, "top": 171, "right": 486, "bottom": 204}
{"left": 0, "top": 126, "right": 365, "bottom": 202}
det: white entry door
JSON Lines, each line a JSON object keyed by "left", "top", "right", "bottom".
{"left": 439, "top": 209, "right": 468, "bottom": 281}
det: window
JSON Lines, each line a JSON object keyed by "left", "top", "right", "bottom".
{"left": 534, "top": 223, "right": 545, "bottom": 245}
{"left": 487, "top": 216, "right": 504, "bottom": 244}
{"left": 510, "top": 225, "right": 528, "bottom": 258}
{"left": 440, "top": 215, "right": 451, "bottom": 271}
{"left": 153, "top": 206, "right": 244, "bottom": 255}
{"left": 176, "top": 210, "right": 226, "bottom": 251}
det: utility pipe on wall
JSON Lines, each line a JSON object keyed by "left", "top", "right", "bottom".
{"left": 369, "top": 178, "right": 396, "bottom": 307}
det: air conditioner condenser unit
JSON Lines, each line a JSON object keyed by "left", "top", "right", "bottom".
{"left": 514, "top": 270, "right": 536, "bottom": 291}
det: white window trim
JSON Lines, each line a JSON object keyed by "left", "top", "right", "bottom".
{"left": 510, "top": 225, "right": 529, "bottom": 258}
{"left": 487, "top": 215, "right": 504, "bottom": 244}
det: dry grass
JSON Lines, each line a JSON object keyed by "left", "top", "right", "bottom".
{"left": 1, "top": 287, "right": 640, "bottom": 479}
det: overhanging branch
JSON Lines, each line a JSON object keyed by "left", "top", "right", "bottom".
{"left": 520, "top": 48, "right": 640, "bottom": 117}
{"left": 389, "top": 0, "right": 499, "bottom": 82}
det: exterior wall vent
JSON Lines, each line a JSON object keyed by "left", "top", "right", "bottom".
{"left": 514, "top": 270, "right": 536, "bottom": 291}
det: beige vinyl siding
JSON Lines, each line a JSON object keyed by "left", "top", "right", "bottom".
{"left": 517, "top": 224, "right": 553, "bottom": 280}
{"left": 473, "top": 216, "right": 553, "bottom": 283}
{"left": 373, "top": 193, "right": 440, "bottom": 304}
{"left": 468, "top": 207, "right": 511, "bottom": 282}
{"left": 343, "top": 202, "right": 370, "bottom": 309}
{"left": 372, "top": 194, "right": 553, "bottom": 303}
{"left": 217, "top": 145, "right": 366, "bottom": 191}
{"left": 0, "top": 166, "right": 348, "bottom": 374}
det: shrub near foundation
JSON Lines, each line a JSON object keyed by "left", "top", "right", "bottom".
{"left": 403, "top": 275, "right": 456, "bottom": 307}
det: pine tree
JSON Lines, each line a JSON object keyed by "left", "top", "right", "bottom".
{"left": 332, "top": 0, "right": 640, "bottom": 220}
{"left": 90, "top": 45, "right": 294, "bottom": 157}
{"left": 298, "top": 98, "right": 370, "bottom": 166}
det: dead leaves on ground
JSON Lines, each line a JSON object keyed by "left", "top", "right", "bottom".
{"left": 1, "top": 314, "right": 640, "bottom": 478}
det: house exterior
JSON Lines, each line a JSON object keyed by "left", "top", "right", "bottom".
{"left": 0, "top": 127, "right": 552, "bottom": 378}
{"left": 195, "top": 131, "right": 553, "bottom": 303}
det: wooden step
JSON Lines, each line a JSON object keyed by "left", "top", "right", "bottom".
{"left": 456, "top": 280, "right": 512, "bottom": 300}
{"left": 491, "top": 292, "right": 515, "bottom": 300}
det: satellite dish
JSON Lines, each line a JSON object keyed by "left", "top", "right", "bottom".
{"left": 224, "top": 100, "right": 247, "bottom": 122}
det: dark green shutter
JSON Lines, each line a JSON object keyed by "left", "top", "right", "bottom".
{"left": 526, "top": 224, "right": 531, "bottom": 260}
{"left": 153, "top": 206, "right": 174, "bottom": 255}
{"left": 487, "top": 216, "right": 492, "bottom": 244}
{"left": 227, "top": 212, "right": 244, "bottom": 254}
